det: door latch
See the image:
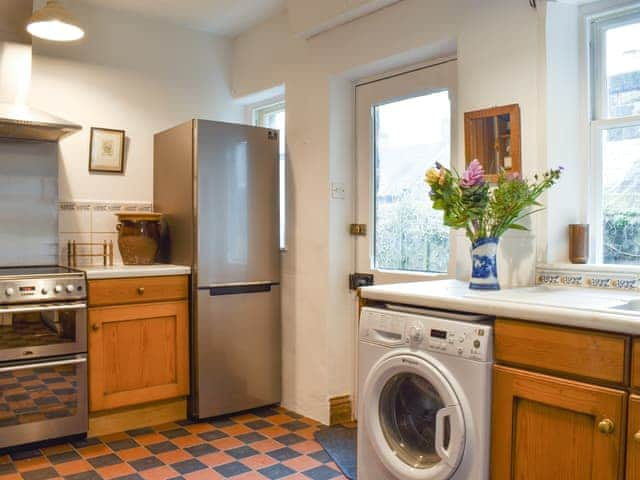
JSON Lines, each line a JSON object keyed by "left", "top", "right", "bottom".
{"left": 350, "top": 224, "right": 367, "bottom": 236}
{"left": 350, "top": 273, "right": 374, "bottom": 290}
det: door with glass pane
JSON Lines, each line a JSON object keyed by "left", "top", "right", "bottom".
{"left": 355, "top": 60, "right": 457, "bottom": 283}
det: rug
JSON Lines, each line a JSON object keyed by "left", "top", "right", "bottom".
{"left": 314, "top": 426, "right": 357, "bottom": 479}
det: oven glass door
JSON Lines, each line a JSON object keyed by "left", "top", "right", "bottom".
{"left": 0, "top": 303, "right": 86, "bottom": 361}
{"left": 0, "top": 355, "right": 88, "bottom": 448}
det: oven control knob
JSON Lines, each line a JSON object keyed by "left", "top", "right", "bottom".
{"left": 41, "top": 287, "right": 48, "bottom": 295}
{"left": 5, "top": 288, "right": 14, "bottom": 296}
{"left": 54, "top": 285, "right": 63, "bottom": 294}
{"left": 66, "top": 284, "right": 75, "bottom": 293}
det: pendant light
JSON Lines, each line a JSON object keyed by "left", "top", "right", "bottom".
{"left": 26, "top": 0, "right": 85, "bottom": 42}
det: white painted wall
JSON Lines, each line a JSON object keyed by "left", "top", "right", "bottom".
{"left": 544, "top": 1, "right": 582, "bottom": 263}
{"left": 286, "top": 0, "right": 402, "bottom": 38}
{"left": 232, "top": 0, "right": 544, "bottom": 423}
{"left": 29, "top": 0, "right": 243, "bottom": 204}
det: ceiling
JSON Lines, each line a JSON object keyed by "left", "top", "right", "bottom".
{"left": 76, "top": 0, "right": 286, "bottom": 36}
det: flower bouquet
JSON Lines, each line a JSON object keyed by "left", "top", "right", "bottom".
{"left": 425, "top": 160, "right": 562, "bottom": 290}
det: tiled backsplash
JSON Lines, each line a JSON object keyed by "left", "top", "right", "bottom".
{"left": 59, "top": 201, "right": 152, "bottom": 266}
{"left": 0, "top": 142, "right": 59, "bottom": 266}
{"left": 536, "top": 264, "right": 640, "bottom": 291}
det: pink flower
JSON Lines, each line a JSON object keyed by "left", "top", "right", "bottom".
{"left": 460, "top": 159, "right": 485, "bottom": 187}
{"left": 507, "top": 172, "right": 522, "bottom": 181}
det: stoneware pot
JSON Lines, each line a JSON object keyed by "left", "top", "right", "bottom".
{"left": 469, "top": 237, "right": 500, "bottom": 290}
{"left": 116, "top": 212, "right": 163, "bottom": 265}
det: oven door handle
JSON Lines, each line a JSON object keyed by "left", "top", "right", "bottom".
{"left": 0, "top": 356, "right": 87, "bottom": 373}
{"left": 0, "top": 302, "right": 87, "bottom": 314}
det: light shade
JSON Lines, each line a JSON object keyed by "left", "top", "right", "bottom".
{"left": 26, "top": 0, "right": 84, "bottom": 42}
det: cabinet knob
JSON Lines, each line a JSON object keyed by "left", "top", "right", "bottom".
{"left": 634, "top": 431, "right": 640, "bottom": 444}
{"left": 92, "top": 323, "right": 100, "bottom": 332}
{"left": 598, "top": 418, "right": 615, "bottom": 434}
{"left": 138, "top": 287, "right": 145, "bottom": 295}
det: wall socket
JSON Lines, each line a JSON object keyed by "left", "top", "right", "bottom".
{"left": 330, "top": 182, "right": 345, "bottom": 199}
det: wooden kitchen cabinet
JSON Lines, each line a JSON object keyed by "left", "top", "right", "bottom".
{"left": 89, "top": 300, "right": 189, "bottom": 411}
{"left": 632, "top": 338, "right": 640, "bottom": 390}
{"left": 628, "top": 395, "right": 640, "bottom": 479}
{"left": 87, "top": 275, "right": 189, "bottom": 413}
{"left": 492, "top": 365, "right": 626, "bottom": 480}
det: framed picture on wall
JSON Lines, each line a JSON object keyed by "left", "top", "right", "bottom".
{"left": 89, "top": 127, "right": 125, "bottom": 173}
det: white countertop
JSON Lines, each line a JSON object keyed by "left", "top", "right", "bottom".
{"left": 360, "top": 279, "right": 640, "bottom": 334}
{"left": 80, "top": 264, "right": 191, "bottom": 280}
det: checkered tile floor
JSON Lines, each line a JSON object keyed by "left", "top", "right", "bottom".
{"left": 0, "top": 406, "right": 349, "bottom": 480}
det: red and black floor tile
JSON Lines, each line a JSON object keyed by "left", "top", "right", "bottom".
{"left": 0, "top": 406, "right": 348, "bottom": 480}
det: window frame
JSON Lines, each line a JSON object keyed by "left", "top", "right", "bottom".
{"left": 588, "top": 6, "right": 640, "bottom": 263}
{"left": 251, "top": 99, "right": 286, "bottom": 251}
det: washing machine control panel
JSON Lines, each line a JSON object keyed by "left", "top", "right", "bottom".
{"left": 423, "top": 323, "right": 492, "bottom": 361}
{"left": 360, "top": 307, "right": 493, "bottom": 361}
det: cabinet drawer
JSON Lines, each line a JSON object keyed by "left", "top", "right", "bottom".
{"left": 495, "top": 319, "right": 629, "bottom": 386}
{"left": 88, "top": 275, "right": 188, "bottom": 306}
{"left": 632, "top": 338, "right": 640, "bottom": 390}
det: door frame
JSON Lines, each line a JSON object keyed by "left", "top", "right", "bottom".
{"left": 354, "top": 57, "right": 458, "bottom": 285}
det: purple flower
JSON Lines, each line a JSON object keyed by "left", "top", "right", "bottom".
{"left": 460, "top": 159, "right": 485, "bottom": 187}
{"left": 507, "top": 172, "right": 522, "bottom": 181}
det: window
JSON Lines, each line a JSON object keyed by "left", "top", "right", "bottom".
{"left": 373, "top": 91, "right": 451, "bottom": 273}
{"left": 591, "top": 10, "right": 640, "bottom": 264}
{"left": 253, "top": 101, "right": 286, "bottom": 249}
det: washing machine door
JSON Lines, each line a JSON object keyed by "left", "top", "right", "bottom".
{"left": 362, "top": 353, "right": 465, "bottom": 480}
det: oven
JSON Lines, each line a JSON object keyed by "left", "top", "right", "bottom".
{"left": 0, "top": 302, "right": 87, "bottom": 362}
{"left": 0, "top": 355, "right": 87, "bottom": 448}
{"left": 0, "top": 266, "right": 88, "bottom": 449}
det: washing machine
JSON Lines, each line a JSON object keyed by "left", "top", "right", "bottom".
{"left": 357, "top": 306, "right": 493, "bottom": 480}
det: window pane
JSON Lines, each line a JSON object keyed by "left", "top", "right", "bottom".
{"left": 254, "top": 103, "right": 286, "bottom": 249}
{"left": 606, "top": 21, "right": 640, "bottom": 118}
{"left": 601, "top": 125, "right": 640, "bottom": 264}
{"left": 374, "top": 91, "right": 450, "bottom": 273}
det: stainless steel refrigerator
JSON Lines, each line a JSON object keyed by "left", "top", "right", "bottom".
{"left": 154, "top": 119, "right": 281, "bottom": 419}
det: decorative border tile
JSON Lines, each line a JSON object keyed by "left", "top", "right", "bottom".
{"left": 57, "top": 201, "right": 153, "bottom": 212}
{"left": 536, "top": 266, "right": 640, "bottom": 291}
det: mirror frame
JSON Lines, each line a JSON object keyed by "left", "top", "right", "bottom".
{"left": 464, "top": 104, "right": 521, "bottom": 183}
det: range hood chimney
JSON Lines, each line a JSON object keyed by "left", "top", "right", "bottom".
{"left": 0, "top": 0, "right": 81, "bottom": 142}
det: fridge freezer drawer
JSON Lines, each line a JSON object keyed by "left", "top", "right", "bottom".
{"left": 194, "top": 285, "right": 281, "bottom": 419}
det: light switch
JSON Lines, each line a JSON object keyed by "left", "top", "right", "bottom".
{"left": 331, "top": 182, "right": 345, "bottom": 199}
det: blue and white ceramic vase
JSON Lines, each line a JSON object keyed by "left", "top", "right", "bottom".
{"left": 469, "top": 237, "right": 500, "bottom": 290}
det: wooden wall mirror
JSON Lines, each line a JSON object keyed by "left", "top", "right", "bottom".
{"left": 464, "top": 104, "right": 521, "bottom": 182}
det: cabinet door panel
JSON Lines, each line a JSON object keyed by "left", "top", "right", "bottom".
{"left": 491, "top": 365, "right": 626, "bottom": 480}
{"left": 632, "top": 338, "right": 640, "bottom": 390}
{"left": 89, "top": 301, "right": 189, "bottom": 412}
{"left": 627, "top": 395, "right": 640, "bottom": 479}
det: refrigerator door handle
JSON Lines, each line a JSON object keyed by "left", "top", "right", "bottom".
{"left": 200, "top": 281, "right": 280, "bottom": 296}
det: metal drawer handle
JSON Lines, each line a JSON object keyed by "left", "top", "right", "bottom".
{"left": 138, "top": 287, "right": 145, "bottom": 295}
{"left": 634, "top": 431, "right": 640, "bottom": 444}
{"left": 598, "top": 419, "right": 615, "bottom": 434}
{"left": 0, "top": 356, "right": 86, "bottom": 373}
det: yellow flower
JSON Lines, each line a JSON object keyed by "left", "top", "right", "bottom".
{"left": 426, "top": 167, "right": 440, "bottom": 186}
{"left": 438, "top": 169, "right": 447, "bottom": 185}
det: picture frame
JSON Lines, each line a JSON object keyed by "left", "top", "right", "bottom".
{"left": 89, "top": 127, "right": 125, "bottom": 173}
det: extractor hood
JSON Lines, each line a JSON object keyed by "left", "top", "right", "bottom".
{"left": 0, "top": 103, "right": 81, "bottom": 142}
{"left": 0, "top": 0, "right": 81, "bottom": 142}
